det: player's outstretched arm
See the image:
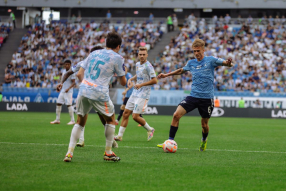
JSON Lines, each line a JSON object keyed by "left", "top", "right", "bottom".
{"left": 222, "top": 58, "right": 234, "bottom": 67}
{"left": 134, "top": 77, "right": 157, "bottom": 90}
{"left": 158, "top": 68, "right": 186, "bottom": 79}
{"left": 56, "top": 69, "right": 74, "bottom": 92}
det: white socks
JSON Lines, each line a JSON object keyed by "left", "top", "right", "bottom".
{"left": 56, "top": 105, "right": 62, "bottom": 121}
{"left": 68, "top": 106, "right": 75, "bottom": 122}
{"left": 118, "top": 126, "right": 126, "bottom": 137}
{"left": 143, "top": 122, "right": 152, "bottom": 131}
{"left": 67, "top": 124, "right": 84, "bottom": 154}
{"left": 105, "top": 124, "right": 115, "bottom": 154}
{"left": 79, "top": 126, "right": 85, "bottom": 143}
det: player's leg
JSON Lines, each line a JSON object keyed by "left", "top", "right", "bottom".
{"left": 92, "top": 99, "right": 120, "bottom": 161}
{"left": 157, "top": 96, "right": 196, "bottom": 148}
{"left": 131, "top": 98, "right": 154, "bottom": 141}
{"left": 116, "top": 97, "right": 129, "bottom": 125}
{"left": 76, "top": 114, "right": 88, "bottom": 147}
{"left": 137, "top": 114, "right": 143, "bottom": 127}
{"left": 50, "top": 93, "right": 64, "bottom": 124}
{"left": 114, "top": 109, "right": 132, "bottom": 141}
{"left": 198, "top": 99, "right": 214, "bottom": 151}
{"left": 114, "top": 96, "right": 135, "bottom": 141}
{"left": 64, "top": 96, "right": 91, "bottom": 162}
{"left": 66, "top": 92, "right": 75, "bottom": 125}
{"left": 97, "top": 112, "right": 118, "bottom": 148}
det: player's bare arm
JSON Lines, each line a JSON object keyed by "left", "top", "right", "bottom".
{"left": 128, "top": 74, "right": 137, "bottom": 88}
{"left": 157, "top": 68, "right": 186, "bottom": 79}
{"left": 56, "top": 69, "right": 74, "bottom": 92}
{"left": 76, "top": 67, "right": 85, "bottom": 82}
{"left": 222, "top": 58, "right": 234, "bottom": 67}
{"left": 134, "top": 77, "right": 157, "bottom": 90}
{"left": 118, "top": 75, "right": 127, "bottom": 86}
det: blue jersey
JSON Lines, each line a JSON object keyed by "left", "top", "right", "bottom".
{"left": 183, "top": 56, "right": 224, "bottom": 99}
{"left": 125, "top": 72, "right": 133, "bottom": 98}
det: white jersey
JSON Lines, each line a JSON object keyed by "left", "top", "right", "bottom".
{"left": 71, "top": 59, "right": 85, "bottom": 73}
{"left": 131, "top": 61, "right": 156, "bottom": 99}
{"left": 61, "top": 69, "right": 76, "bottom": 93}
{"left": 79, "top": 49, "right": 125, "bottom": 101}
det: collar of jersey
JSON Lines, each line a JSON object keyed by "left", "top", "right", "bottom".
{"left": 194, "top": 57, "right": 206, "bottom": 63}
{"left": 139, "top": 61, "right": 148, "bottom": 65}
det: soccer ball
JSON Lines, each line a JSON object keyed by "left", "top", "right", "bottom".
{"left": 163, "top": 140, "right": 177, "bottom": 153}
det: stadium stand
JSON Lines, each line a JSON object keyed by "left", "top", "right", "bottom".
{"left": 153, "top": 14, "right": 286, "bottom": 96}
{"left": 0, "top": 21, "right": 12, "bottom": 49}
{"left": 2, "top": 20, "right": 164, "bottom": 90}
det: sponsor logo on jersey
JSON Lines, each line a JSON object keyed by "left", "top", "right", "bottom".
{"left": 6, "top": 103, "right": 28, "bottom": 111}
{"left": 211, "top": 108, "right": 224, "bottom": 117}
{"left": 271, "top": 110, "right": 286, "bottom": 118}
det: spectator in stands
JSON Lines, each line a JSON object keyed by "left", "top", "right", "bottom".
{"left": 173, "top": 14, "right": 178, "bottom": 31}
{"left": 188, "top": 13, "right": 195, "bottom": 24}
{"left": 0, "top": 92, "right": 2, "bottom": 102}
{"left": 236, "top": 15, "right": 242, "bottom": 24}
{"left": 49, "top": 11, "right": 53, "bottom": 24}
{"left": 76, "top": 15, "right": 82, "bottom": 23}
{"left": 34, "top": 14, "right": 40, "bottom": 24}
{"left": 10, "top": 11, "right": 16, "bottom": 29}
{"left": 247, "top": 15, "right": 253, "bottom": 25}
{"left": 149, "top": 13, "right": 154, "bottom": 23}
{"left": 167, "top": 15, "right": 173, "bottom": 32}
{"left": 71, "top": 14, "right": 76, "bottom": 23}
{"left": 106, "top": 10, "right": 112, "bottom": 23}
{"left": 212, "top": 15, "right": 218, "bottom": 24}
{"left": 225, "top": 14, "right": 231, "bottom": 24}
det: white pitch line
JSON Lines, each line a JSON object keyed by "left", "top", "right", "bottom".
{"left": 0, "top": 142, "right": 285, "bottom": 154}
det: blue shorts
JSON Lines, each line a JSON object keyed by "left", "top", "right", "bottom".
{"left": 178, "top": 96, "right": 214, "bottom": 118}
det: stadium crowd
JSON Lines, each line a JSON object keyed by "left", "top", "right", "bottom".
{"left": 153, "top": 14, "right": 286, "bottom": 93}
{"left": 0, "top": 21, "right": 12, "bottom": 49}
{"left": 3, "top": 20, "right": 163, "bottom": 88}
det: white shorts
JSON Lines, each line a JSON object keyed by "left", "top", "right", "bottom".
{"left": 57, "top": 92, "right": 73, "bottom": 105}
{"left": 76, "top": 95, "right": 114, "bottom": 117}
{"left": 125, "top": 96, "right": 148, "bottom": 114}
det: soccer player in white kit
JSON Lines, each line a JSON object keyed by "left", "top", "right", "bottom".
{"left": 58, "top": 46, "right": 118, "bottom": 148}
{"left": 114, "top": 46, "right": 157, "bottom": 142}
{"left": 50, "top": 60, "right": 76, "bottom": 125}
{"left": 63, "top": 32, "right": 126, "bottom": 162}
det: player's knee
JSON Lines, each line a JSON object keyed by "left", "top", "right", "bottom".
{"left": 173, "top": 112, "right": 182, "bottom": 121}
{"left": 132, "top": 114, "right": 139, "bottom": 120}
{"left": 123, "top": 111, "right": 130, "bottom": 119}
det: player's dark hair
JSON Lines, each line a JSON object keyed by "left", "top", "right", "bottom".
{"left": 90, "top": 46, "right": 104, "bottom": 53}
{"left": 106, "top": 32, "right": 122, "bottom": 49}
{"left": 64, "top": 60, "right": 72, "bottom": 65}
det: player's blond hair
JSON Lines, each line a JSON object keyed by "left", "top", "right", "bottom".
{"left": 138, "top": 46, "right": 148, "bottom": 53}
{"left": 192, "top": 39, "right": 205, "bottom": 49}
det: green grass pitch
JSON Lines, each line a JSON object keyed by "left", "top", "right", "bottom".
{"left": 0, "top": 112, "right": 285, "bottom": 191}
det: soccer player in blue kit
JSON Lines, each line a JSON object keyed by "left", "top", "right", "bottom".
{"left": 157, "top": 39, "right": 233, "bottom": 151}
